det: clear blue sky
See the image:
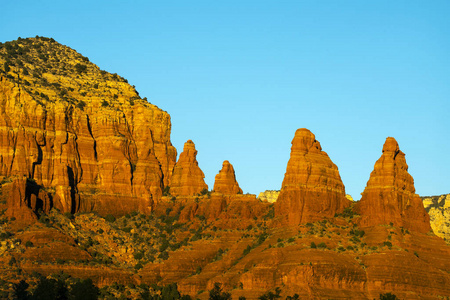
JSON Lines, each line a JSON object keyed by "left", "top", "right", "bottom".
{"left": 2, "top": 1, "right": 449, "bottom": 199}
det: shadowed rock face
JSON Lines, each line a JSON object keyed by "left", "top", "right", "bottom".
{"left": 275, "top": 128, "right": 350, "bottom": 225}
{"left": 169, "top": 140, "right": 208, "bottom": 196}
{"left": 4, "top": 178, "right": 38, "bottom": 224}
{"left": 213, "top": 160, "right": 242, "bottom": 194}
{"left": 356, "top": 137, "right": 431, "bottom": 233}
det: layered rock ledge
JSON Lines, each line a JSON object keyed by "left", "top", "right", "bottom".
{"left": 356, "top": 137, "right": 431, "bottom": 233}
{"left": 275, "top": 128, "right": 350, "bottom": 225}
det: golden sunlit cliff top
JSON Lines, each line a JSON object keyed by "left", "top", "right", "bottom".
{"left": 0, "top": 36, "right": 154, "bottom": 112}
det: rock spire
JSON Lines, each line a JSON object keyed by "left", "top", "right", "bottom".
{"left": 169, "top": 140, "right": 208, "bottom": 196}
{"left": 275, "top": 128, "right": 350, "bottom": 225}
{"left": 213, "top": 160, "right": 243, "bottom": 194}
{"left": 356, "top": 137, "right": 431, "bottom": 233}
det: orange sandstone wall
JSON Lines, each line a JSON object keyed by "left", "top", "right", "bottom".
{"left": 0, "top": 75, "right": 176, "bottom": 216}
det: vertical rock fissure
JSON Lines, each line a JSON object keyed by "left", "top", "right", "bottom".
{"left": 85, "top": 115, "right": 97, "bottom": 161}
{"left": 9, "top": 129, "right": 18, "bottom": 176}
{"left": 31, "top": 134, "right": 43, "bottom": 179}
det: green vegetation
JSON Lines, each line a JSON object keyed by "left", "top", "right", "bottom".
{"left": 243, "top": 245, "right": 252, "bottom": 256}
{"left": 104, "top": 214, "right": 116, "bottom": 223}
{"left": 317, "top": 242, "right": 327, "bottom": 249}
{"left": 0, "top": 231, "right": 12, "bottom": 240}
{"left": 134, "top": 262, "right": 143, "bottom": 270}
{"left": 383, "top": 241, "right": 392, "bottom": 249}
{"left": 12, "top": 275, "right": 99, "bottom": 300}
{"left": 162, "top": 186, "right": 171, "bottom": 196}
{"left": 335, "top": 205, "right": 358, "bottom": 219}
{"left": 0, "top": 36, "right": 144, "bottom": 111}
{"left": 349, "top": 229, "right": 365, "bottom": 238}
{"left": 212, "top": 248, "right": 227, "bottom": 262}
{"left": 258, "top": 287, "right": 281, "bottom": 300}
{"left": 74, "top": 63, "right": 87, "bottom": 74}
{"left": 209, "top": 283, "right": 231, "bottom": 300}
{"left": 10, "top": 274, "right": 197, "bottom": 300}
{"left": 242, "top": 231, "right": 270, "bottom": 256}
{"left": 200, "top": 188, "right": 210, "bottom": 196}
{"left": 379, "top": 292, "right": 400, "bottom": 300}
{"left": 263, "top": 205, "right": 274, "bottom": 220}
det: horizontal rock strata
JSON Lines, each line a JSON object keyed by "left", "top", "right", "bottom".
{"left": 356, "top": 137, "right": 431, "bottom": 233}
{"left": 275, "top": 128, "right": 350, "bottom": 225}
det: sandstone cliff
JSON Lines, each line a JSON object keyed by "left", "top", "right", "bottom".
{"left": 423, "top": 194, "right": 450, "bottom": 241}
{"left": 275, "top": 128, "right": 350, "bottom": 225}
{"left": 0, "top": 37, "right": 177, "bottom": 216}
{"left": 257, "top": 190, "right": 279, "bottom": 203}
{"left": 1, "top": 37, "right": 449, "bottom": 300}
{"left": 356, "top": 137, "right": 431, "bottom": 233}
{"left": 213, "top": 160, "right": 242, "bottom": 194}
{"left": 169, "top": 140, "right": 208, "bottom": 196}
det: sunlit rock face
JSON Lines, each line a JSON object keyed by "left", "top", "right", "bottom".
{"left": 258, "top": 190, "right": 280, "bottom": 203}
{"left": 169, "top": 140, "right": 208, "bottom": 197}
{"left": 422, "top": 194, "right": 450, "bottom": 240}
{"left": 213, "top": 160, "right": 242, "bottom": 194}
{"left": 275, "top": 128, "right": 350, "bottom": 225}
{"left": 356, "top": 137, "right": 431, "bottom": 233}
{"left": 0, "top": 37, "right": 177, "bottom": 216}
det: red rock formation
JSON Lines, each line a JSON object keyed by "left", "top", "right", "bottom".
{"left": 4, "top": 178, "right": 38, "bottom": 223}
{"left": 356, "top": 137, "right": 431, "bottom": 233}
{"left": 275, "top": 128, "right": 350, "bottom": 225}
{"left": 169, "top": 140, "right": 208, "bottom": 196}
{"left": 177, "top": 193, "right": 266, "bottom": 224}
{"left": 0, "top": 37, "right": 177, "bottom": 216}
{"left": 213, "top": 160, "right": 242, "bottom": 194}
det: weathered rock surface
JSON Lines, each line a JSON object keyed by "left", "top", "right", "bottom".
{"left": 275, "top": 128, "right": 350, "bottom": 225}
{"left": 150, "top": 217, "right": 450, "bottom": 300}
{"left": 169, "top": 140, "right": 208, "bottom": 196}
{"left": 356, "top": 137, "right": 431, "bottom": 233}
{"left": 175, "top": 193, "right": 267, "bottom": 225}
{"left": 1, "top": 37, "right": 449, "bottom": 300}
{"left": 213, "top": 160, "right": 242, "bottom": 194}
{"left": 257, "top": 190, "right": 279, "bottom": 203}
{"left": 0, "top": 37, "right": 177, "bottom": 216}
{"left": 3, "top": 178, "right": 39, "bottom": 224}
{"left": 423, "top": 194, "right": 450, "bottom": 241}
